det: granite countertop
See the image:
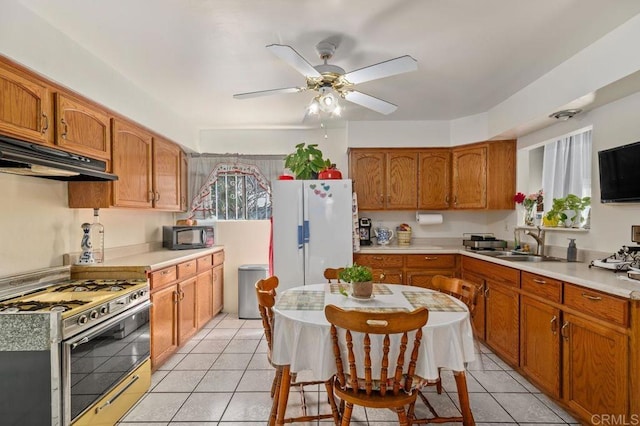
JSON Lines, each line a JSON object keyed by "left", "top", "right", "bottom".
{"left": 357, "top": 242, "right": 640, "bottom": 300}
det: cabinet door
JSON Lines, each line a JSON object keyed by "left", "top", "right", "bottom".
{"left": 562, "top": 313, "right": 629, "bottom": 419}
{"left": 485, "top": 280, "right": 519, "bottom": 365}
{"left": 55, "top": 92, "right": 110, "bottom": 160}
{"left": 406, "top": 270, "right": 454, "bottom": 289}
{"left": 371, "top": 268, "right": 403, "bottom": 285}
{"left": 452, "top": 145, "right": 487, "bottom": 209}
{"left": 112, "top": 118, "right": 153, "bottom": 208}
{"left": 0, "top": 62, "right": 52, "bottom": 144}
{"left": 520, "top": 296, "right": 561, "bottom": 398}
{"left": 180, "top": 151, "right": 189, "bottom": 212}
{"left": 418, "top": 150, "right": 451, "bottom": 209}
{"left": 212, "top": 265, "right": 224, "bottom": 315}
{"left": 350, "top": 151, "right": 385, "bottom": 210}
{"left": 196, "top": 269, "right": 213, "bottom": 327}
{"left": 386, "top": 152, "right": 417, "bottom": 209}
{"left": 153, "top": 137, "right": 181, "bottom": 210}
{"left": 178, "top": 277, "right": 198, "bottom": 345}
{"left": 150, "top": 285, "right": 178, "bottom": 369}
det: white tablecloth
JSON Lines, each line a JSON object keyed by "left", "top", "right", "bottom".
{"left": 272, "top": 283, "right": 476, "bottom": 381}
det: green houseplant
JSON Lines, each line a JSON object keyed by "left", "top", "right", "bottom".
{"left": 339, "top": 264, "right": 374, "bottom": 298}
{"left": 544, "top": 194, "right": 591, "bottom": 227}
{"left": 284, "top": 143, "right": 331, "bottom": 180}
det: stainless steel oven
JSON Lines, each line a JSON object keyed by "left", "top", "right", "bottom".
{"left": 63, "top": 301, "right": 150, "bottom": 424}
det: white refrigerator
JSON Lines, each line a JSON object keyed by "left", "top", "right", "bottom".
{"left": 272, "top": 179, "right": 354, "bottom": 291}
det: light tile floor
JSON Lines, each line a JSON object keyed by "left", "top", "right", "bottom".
{"left": 119, "top": 312, "right": 579, "bottom": 425}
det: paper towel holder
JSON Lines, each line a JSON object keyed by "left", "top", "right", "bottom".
{"left": 415, "top": 211, "right": 444, "bottom": 225}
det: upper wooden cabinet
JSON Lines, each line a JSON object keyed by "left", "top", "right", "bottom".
{"left": 418, "top": 149, "right": 451, "bottom": 209}
{"left": 350, "top": 141, "right": 515, "bottom": 212}
{"left": 55, "top": 92, "right": 110, "bottom": 160}
{"left": 112, "top": 118, "right": 154, "bottom": 208}
{"left": 153, "top": 136, "right": 182, "bottom": 211}
{"left": 0, "top": 61, "right": 52, "bottom": 144}
{"left": 350, "top": 149, "right": 418, "bottom": 210}
{"left": 452, "top": 139, "right": 516, "bottom": 210}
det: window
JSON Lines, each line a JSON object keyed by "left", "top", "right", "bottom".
{"left": 212, "top": 172, "right": 271, "bottom": 220}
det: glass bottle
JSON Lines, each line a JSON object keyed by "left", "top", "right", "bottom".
{"left": 90, "top": 208, "right": 104, "bottom": 263}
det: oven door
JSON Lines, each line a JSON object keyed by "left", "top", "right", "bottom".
{"left": 63, "top": 301, "right": 150, "bottom": 424}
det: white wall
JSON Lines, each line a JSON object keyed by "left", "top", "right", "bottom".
{"left": 214, "top": 221, "right": 270, "bottom": 314}
{"left": 517, "top": 90, "right": 640, "bottom": 254}
{"left": 347, "top": 121, "right": 450, "bottom": 148}
{"left": 0, "top": 174, "right": 174, "bottom": 276}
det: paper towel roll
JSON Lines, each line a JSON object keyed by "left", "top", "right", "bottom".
{"left": 416, "top": 213, "right": 443, "bottom": 225}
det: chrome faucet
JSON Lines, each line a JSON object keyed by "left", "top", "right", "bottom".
{"left": 525, "top": 226, "right": 546, "bottom": 256}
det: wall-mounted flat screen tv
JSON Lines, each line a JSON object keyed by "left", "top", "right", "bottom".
{"left": 598, "top": 140, "right": 640, "bottom": 203}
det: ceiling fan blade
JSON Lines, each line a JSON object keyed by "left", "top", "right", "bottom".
{"left": 343, "top": 55, "right": 417, "bottom": 85}
{"left": 267, "top": 44, "right": 322, "bottom": 78}
{"left": 233, "top": 87, "right": 305, "bottom": 99}
{"left": 344, "top": 91, "right": 398, "bottom": 115}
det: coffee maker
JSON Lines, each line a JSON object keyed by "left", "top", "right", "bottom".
{"left": 358, "top": 217, "right": 372, "bottom": 246}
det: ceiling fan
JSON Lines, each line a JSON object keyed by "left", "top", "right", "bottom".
{"left": 233, "top": 41, "right": 418, "bottom": 116}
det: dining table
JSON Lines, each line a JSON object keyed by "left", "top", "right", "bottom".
{"left": 271, "top": 282, "right": 477, "bottom": 425}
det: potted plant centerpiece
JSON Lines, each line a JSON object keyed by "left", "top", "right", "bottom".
{"left": 339, "top": 264, "right": 374, "bottom": 299}
{"left": 284, "top": 142, "right": 332, "bottom": 180}
{"left": 543, "top": 194, "right": 591, "bottom": 228}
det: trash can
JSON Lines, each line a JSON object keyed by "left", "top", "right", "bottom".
{"left": 238, "top": 264, "right": 269, "bottom": 319}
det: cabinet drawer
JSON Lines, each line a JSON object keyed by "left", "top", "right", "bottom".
{"left": 177, "top": 259, "right": 197, "bottom": 279}
{"left": 521, "top": 272, "right": 561, "bottom": 303}
{"left": 564, "top": 283, "right": 629, "bottom": 326}
{"left": 405, "top": 254, "right": 456, "bottom": 269}
{"left": 354, "top": 254, "right": 403, "bottom": 268}
{"left": 150, "top": 266, "right": 177, "bottom": 290}
{"left": 462, "top": 256, "right": 519, "bottom": 287}
{"left": 213, "top": 251, "right": 225, "bottom": 267}
{"left": 197, "top": 255, "right": 213, "bottom": 272}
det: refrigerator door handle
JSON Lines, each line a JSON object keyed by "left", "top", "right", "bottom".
{"left": 297, "top": 225, "right": 304, "bottom": 249}
{"left": 303, "top": 220, "right": 310, "bottom": 244}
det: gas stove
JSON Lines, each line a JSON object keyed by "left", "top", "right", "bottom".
{"left": 0, "top": 277, "right": 148, "bottom": 338}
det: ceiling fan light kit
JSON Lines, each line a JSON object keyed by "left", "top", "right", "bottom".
{"left": 233, "top": 40, "right": 418, "bottom": 118}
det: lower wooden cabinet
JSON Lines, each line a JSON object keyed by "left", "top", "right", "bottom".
{"left": 485, "top": 280, "right": 520, "bottom": 365}
{"left": 520, "top": 296, "right": 561, "bottom": 398}
{"left": 150, "top": 250, "right": 224, "bottom": 369}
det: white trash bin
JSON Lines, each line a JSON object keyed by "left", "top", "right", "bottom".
{"left": 238, "top": 264, "right": 268, "bottom": 319}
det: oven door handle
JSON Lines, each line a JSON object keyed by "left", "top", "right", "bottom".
{"left": 95, "top": 374, "right": 140, "bottom": 414}
{"left": 65, "top": 300, "right": 151, "bottom": 346}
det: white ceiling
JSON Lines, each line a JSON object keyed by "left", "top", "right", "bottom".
{"left": 18, "top": 0, "right": 640, "bottom": 130}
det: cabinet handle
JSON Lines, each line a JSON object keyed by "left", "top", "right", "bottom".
{"left": 372, "top": 256, "right": 383, "bottom": 260}
{"left": 380, "top": 273, "right": 385, "bottom": 281}
{"left": 533, "top": 278, "right": 547, "bottom": 284}
{"left": 155, "top": 191, "right": 160, "bottom": 201}
{"left": 453, "top": 195, "right": 458, "bottom": 206}
{"left": 445, "top": 195, "right": 450, "bottom": 205}
{"left": 60, "top": 118, "right": 68, "bottom": 139}
{"left": 180, "top": 289, "right": 185, "bottom": 301}
{"left": 161, "top": 269, "right": 170, "bottom": 275}
{"left": 484, "top": 286, "right": 489, "bottom": 299}
{"left": 561, "top": 321, "right": 570, "bottom": 340}
{"left": 380, "top": 194, "right": 384, "bottom": 203}
{"left": 41, "top": 113, "right": 49, "bottom": 134}
{"left": 550, "top": 315, "right": 557, "bottom": 335}
{"left": 148, "top": 190, "right": 154, "bottom": 202}
{"left": 423, "top": 256, "right": 438, "bottom": 260}
{"left": 173, "top": 290, "right": 179, "bottom": 304}
{"left": 581, "top": 293, "right": 602, "bottom": 301}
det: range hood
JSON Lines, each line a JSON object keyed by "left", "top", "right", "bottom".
{"left": 0, "top": 135, "right": 117, "bottom": 181}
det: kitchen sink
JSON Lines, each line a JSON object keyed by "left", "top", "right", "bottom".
{"left": 473, "top": 250, "right": 565, "bottom": 262}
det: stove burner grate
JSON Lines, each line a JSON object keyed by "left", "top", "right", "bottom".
{"left": 53, "top": 281, "right": 136, "bottom": 292}
{"left": 0, "top": 299, "right": 89, "bottom": 313}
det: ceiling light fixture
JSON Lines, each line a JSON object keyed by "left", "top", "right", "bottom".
{"left": 307, "top": 87, "right": 342, "bottom": 117}
{"left": 549, "top": 109, "right": 582, "bottom": 121}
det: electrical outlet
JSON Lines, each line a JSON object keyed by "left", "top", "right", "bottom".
{"left": 632, "top": 225, "right": 640, "bottom": 243}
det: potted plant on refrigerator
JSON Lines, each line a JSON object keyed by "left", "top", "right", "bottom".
{"left": 284, "top": 142, "right": 332, "bottom": 180}
{"left": 339, "top": 264, "right": 374, "bottom": 299}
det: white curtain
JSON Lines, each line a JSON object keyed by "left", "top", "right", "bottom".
{"left": 542, "top": 129, "right": 592, "bottom": 207}
{"left": 188, "top": 154, "right": 284, "bottom": 219}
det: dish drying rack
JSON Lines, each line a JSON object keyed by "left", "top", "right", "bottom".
{"left": 589, "top": 246, "right": 640, "bottom": 272}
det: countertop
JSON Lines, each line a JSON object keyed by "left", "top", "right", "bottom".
{"left": 70, "top": 244, "right": 225, "bottom": 277}
{"left": 357, "top": 242, "right": 640, "bottom": 300}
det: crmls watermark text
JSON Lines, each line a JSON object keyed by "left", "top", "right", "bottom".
{"left": 591, "top": 414, "right": 640, "bottom": 425}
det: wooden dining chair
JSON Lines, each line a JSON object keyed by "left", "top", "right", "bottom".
{"left": 325, "top": 304, "right": 429, "bottom": 426}
{"left": 324, "top": 268, "right": 345, "bottom": 283}
{"left": 409, "top": 275, "right": 478, "bottom": 424}
{"left": 255, "top": 276, "right": 340, "bottom": 425}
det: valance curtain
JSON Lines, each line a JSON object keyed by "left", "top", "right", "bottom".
{"left": 188, "top": 154, "right": 284, "bottom": 219}
{"left": 542, "top": 128, "right": 592, "bottom": 205}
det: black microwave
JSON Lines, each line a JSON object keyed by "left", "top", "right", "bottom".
{"left": 163, "top": 226, "right": 214, "bottom": 250}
